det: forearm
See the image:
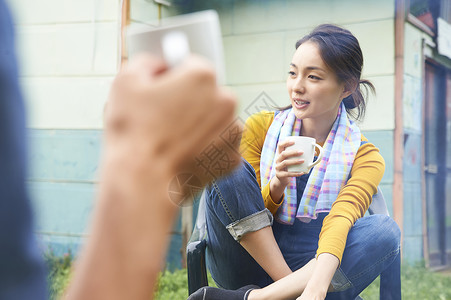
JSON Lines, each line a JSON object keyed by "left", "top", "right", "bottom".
{"left": 301, "top": 253, "right": 339, "bottom": 297}
{"left": 66, "top": 156, "right": 179, "bottom": 300}
{"left": 249, "top": 258, "right": 316, "bottom": 300}
{"left": 269, "top": 176, "right": 285, "bottom": 204}
{"left": 249, "top": 253, "right": 339, "bottom": 300}
{"left": 316, "top": 214, "right": 352, "bottom": 264}
{"left": 240, "top": 226, "right": 292, "bottom": 282}
{"left": 64, "top": 55, "right": 240, "bottom": 300}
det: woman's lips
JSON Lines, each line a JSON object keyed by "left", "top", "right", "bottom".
{"left": 293, "top": 99, "right": 310, "bottom": 109}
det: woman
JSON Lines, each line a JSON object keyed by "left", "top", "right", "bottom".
{"left": 189, "top": 24, "right": 401, "bottom": 300}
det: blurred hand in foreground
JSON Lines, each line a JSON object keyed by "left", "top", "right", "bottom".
{"left": 65, "top": 54, "right": 241, "bottom": 300}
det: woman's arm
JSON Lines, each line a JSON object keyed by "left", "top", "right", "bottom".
{"left": 240, "top": 112, "right": 285, "bottom": 213}
{"left": 316, "top": 140, "right": 385, "bottom": 264}
{"left": 249, "top": 139, "right": 385, "bottom": 300}
{"left": 300, "top": 139, "right": 385, "bottom": 297}
{"left": 248, "top": 253, "right": 336, "bottom": 300}
{"left": 240, "top": 112, "right": 305, "bottom": 214}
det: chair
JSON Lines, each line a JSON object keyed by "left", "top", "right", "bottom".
{"left": 187, "top": 189, "right": 209, "bottom": 295}
{"left": 186, "top": 187, "right": 390, "bottom": 296}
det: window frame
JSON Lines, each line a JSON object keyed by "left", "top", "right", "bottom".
{"left": 405, "top": 0, "right": 436, "bottom": 37}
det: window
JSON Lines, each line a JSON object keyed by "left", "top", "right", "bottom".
{"left": 407, "top": 0, "right": 451, "bottom": 36}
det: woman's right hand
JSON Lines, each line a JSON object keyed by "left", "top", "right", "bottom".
{"left": 269, "top": 139, "right": 305, "bottom": 201}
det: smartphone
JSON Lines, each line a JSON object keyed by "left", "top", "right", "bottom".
{"left": 127, "top": 10, "right": 225, "bottom": 84}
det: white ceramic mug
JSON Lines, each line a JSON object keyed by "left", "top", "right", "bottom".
{"left": 281, "top": 136, "right": 324, "bottom": 173}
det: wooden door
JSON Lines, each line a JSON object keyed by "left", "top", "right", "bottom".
{"left": 424, "top": 62, "right": 449, "bottom": 268}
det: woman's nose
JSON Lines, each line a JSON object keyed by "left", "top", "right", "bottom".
{"left": 293, "top": 78, "right": 305, "bottom": 94}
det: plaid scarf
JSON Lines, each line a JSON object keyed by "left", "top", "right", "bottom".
{"left": 260, "top": 103, "right": 361, "bottom": 224}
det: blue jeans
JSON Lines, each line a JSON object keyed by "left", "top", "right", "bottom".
{"left": 205, "top": 160, "right": 401, "bottom": 299}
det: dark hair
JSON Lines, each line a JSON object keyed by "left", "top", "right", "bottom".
{"left": 285, "top": 24, "right": 375, "bottom": 121}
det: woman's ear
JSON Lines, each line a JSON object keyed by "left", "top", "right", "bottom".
{"left": 341, "top": 81, "right": 358, "bottom": 100}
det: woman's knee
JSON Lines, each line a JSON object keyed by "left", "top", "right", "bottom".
{"left": 337, "top": 215, "right": 401, "bottom": 294}
{"left": 349, "top": 215, "right": 401, "bottom": 256}
{"left": 369, "top": 215, "right": 401, "bottom": 251}
{"left": 206, "top": 159, "right": 267, "bottom": 226}
{"left": 211, "top": 159, "right": 260, "bottom": 193}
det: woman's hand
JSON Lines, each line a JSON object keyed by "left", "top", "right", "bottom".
{"left": 275, "top": 139, "right": 306, "bottom": 186}
{"left": 297, "top": 253, "right": 339, "bottom": 300}
{"left": 269, "top": 139, "right": 305, "bottom": 202}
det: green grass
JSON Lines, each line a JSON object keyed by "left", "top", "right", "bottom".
{"left": 154, "top": 269, "right": 217, "bottom": 300}
{"left": 45, "top": 251, "right": 73, "bottom": 300}
{"left": 46, "top": 254, "right": 451, "bottom": 300}
{"left": 361, "top": 263, "right": 451, "bottom": 300}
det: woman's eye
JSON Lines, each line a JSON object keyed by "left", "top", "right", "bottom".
{"left": 308, "top": 75, "right": 321, "bottom": 80}
{"left": 288, "top": 71, "right": 296, "bottom": 76}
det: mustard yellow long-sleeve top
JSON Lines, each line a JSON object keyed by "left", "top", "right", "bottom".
{"left": 240, "top": 111, "right": 385, "bottom": 264}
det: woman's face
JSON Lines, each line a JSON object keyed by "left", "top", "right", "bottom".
{"left": 287, "top": 41, "right": 350, "bottom": 123}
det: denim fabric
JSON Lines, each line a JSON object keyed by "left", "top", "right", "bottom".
{"left": 205, "top": 160, "right": 274, "bottom": 289}
{"left": 0, "top": 1, "right": 47, "bottom": 298}
{"left": 205, "top": 159, "right": 401, "bottom": 299}
{"left": 226, "top": 209, "right": 273, "bottom": 241}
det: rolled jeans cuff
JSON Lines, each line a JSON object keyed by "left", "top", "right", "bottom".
{"left": 226, "top": 209, "right": 273, "bottom": 241}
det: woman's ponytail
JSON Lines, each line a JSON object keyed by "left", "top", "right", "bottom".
{"left": 342, "top": 79, "right": 375, "bottom": 121}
